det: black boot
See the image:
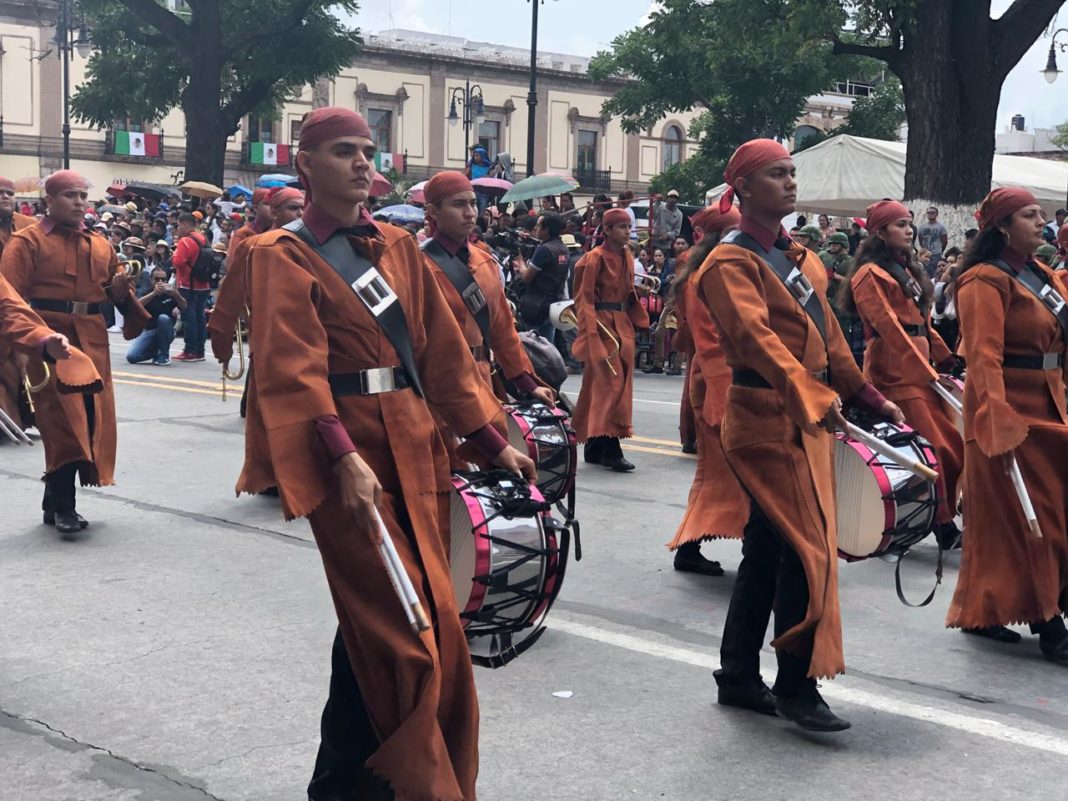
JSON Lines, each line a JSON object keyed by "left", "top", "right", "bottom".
{"left": 583, "top": 437, "right": 605, "bottom": 465}
{"left": 680, "top": 440, "right": 697, "bottom": 455}
{"left": 673, "top": 542, "right": 724, "bottom": 576}
{"left": 44, "top": 465, "right": 87, "bottom": 533}
{"left": 641, "top": 363, "right": 663, "bottom": 374}
{"left": 600, "top": 437, "right": 635, "bottom": 472}
{"left": 933, "top": 521, "right": 962, "bottom": 550}
{"left": 714, "top": 670, "right": 777, "bottom": 716}
{"left": 1032, "top": 617, "right": 1068, "bottom": 666}
{"left": 775, "top": 689, "right": 851, "bottom": 732}
{"left": 963, "top": 625, "right": 1021, "bottom": 644}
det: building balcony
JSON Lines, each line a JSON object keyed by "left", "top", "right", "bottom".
{"left": 573, "top": 167, "right": 612, "bottom": 193}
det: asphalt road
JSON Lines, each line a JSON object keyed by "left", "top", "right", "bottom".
{"left": 1, "top": 333, "right": 1066, "bottom": 801}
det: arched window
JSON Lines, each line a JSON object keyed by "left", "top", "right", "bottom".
{"left": 662, "top": 124, "right": 683, "bottom": 170}
{"left": 793, "top": 125, "right": 821, "bottom": 148}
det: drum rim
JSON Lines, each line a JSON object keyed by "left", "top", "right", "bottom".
{"left": 451, "top": 475, "right": 493, "bottom": 621}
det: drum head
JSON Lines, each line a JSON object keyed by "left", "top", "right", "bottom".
{"left": 835, "top": 437, "right": 891, "bottom": 559}
{"left": 449, "top": 482, "right": 485, "bottom": 621}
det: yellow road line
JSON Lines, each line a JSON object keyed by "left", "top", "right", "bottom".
{"left": 112, "top": 370, "right": 223, "bottom": 389}
{"left": 623, "top": 443, "right": 696, "bottom": 459}
{"left": 114, "top": 378, "right": 224, "bottom": 398}
{"left": 630, "top": 434, "right": 682, "bottom": 447}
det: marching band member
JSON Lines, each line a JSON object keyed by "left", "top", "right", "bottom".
{"left": 571, "top": 208, "right": 650, "bottom": 472}
{"left": 945, "top": 187, "right": 1068, "bottom": 663}
{"left": 0, "top": 171, "right": 147, "bottom": 534}
{"left": 419, "top": 170, "right": 554, "bottom": 467}
{"left": 0, "top": 273, "right": 73, "bottom": 380}
{"left": 666, "top": 204, "right": 749, "bottom": 576}
{"left": 837, "top": 200, "right": 965, "bottom": 550}
{"left": 699, "top": 140, "right": 902, "bottom": 731}
{"left": 237, "top": 107, "right": 534, "bottom": 801}
{"left": 226, "top": 187, "right": 272, "bottom": 253}
{"left": 0, "top": 176, "right": 37, "bottom": 434}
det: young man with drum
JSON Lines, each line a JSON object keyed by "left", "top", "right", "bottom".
{"left": 666, "top": 204, "right": 749, "bottom": 577}
{"left": 696, "top": 140, "right": 903, "bottom": 731}
{"left": 571, "top": 208, "right": 650, "bottom": 472}
{"left": 836, "top": 200, "right": 965, "bottom": 552}
{"left": 945, "top": 187, "right": 1068, "bottom": 664}
{"left": 419, "top": 170, "right": 555, "bottom": 467}
{"left": 238, "top": 107, "right": 534, "bottom": 801}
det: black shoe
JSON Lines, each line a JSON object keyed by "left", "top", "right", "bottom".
{"left": 963, "top": 625, "right": 1022, "bottom": 644}
{"left": 1034, "top": 618, "right": 1068, "bottom": 665}
{"left": 43, "top": 510, "right": 88, "bottom": 529}
{"left": 602, "top": 456, "right": 635, "bottom": 472}
{"left": 681, "top": 440, "right": 697, "bottom": 455}
{"left": 673, "top": 548, "right": 724, "bottom": 576}
{"left": 641, "top": 364, "right": 663, "bottom": 374}
{"left": 775, "top": 691, "right": 851, "bottom": 732}
{"left": 934, "top": 522, "right": 962, "bottom": 551}
{"left": 714, "top": 672, "right": 777, "bottom": 716}
{"left": 666, "top": 365, "right": 682, "bottom": 376}
{"left": 258, "top": 486, "right": 280, "bottom": 497}
{"left": 53, "top": 509, "right": 84, "bottom": 536}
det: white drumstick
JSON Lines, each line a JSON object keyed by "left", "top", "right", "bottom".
{"left": 373, "top": 507, "right": 431, "bottom": 633}
{"left": 932, "top": 380, "right": 1041, "bottom": 538}
{"left": 842, "top": 421, "right": 940, "bottom": 482}
{"left": 0, "top": 405, "right": 31, "bottom": 445}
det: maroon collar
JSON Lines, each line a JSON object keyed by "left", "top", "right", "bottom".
{"left": 40, "top": 216, "right": 86, "bottom": 235}
{"left": 250, "top": 218, "right": 271, "bottom": 235}
{"left": 432, "top": 230, "right": 467, "bottom": 258}
{"left": 738, "top": 216, "right": 786, "bottom": 251}
{"left": 301, "top": 203, "right": 381, "bottom": 245}
{"left": 1000, "top": 246, "right": 1028, "bottom": 273}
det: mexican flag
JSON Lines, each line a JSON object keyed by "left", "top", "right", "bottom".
{"left": 374, "top": 152, "right": 404, "bottom": 172}
{"left": 114, "top": 130, "right": 160, "bottom": 157}
{"left": 250, "top": 142, "right": 290, "bottom": 166}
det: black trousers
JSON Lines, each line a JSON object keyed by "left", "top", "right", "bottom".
{"left": 307, "top": 628, "right": 392, "bottom": 801}
{"left": 584, "top": 435, "right": 622, "bottom": 461}
{"left": 719, "top": 503, "right": 816, "bottom": 698}
{"left": 41, "top": 462, "right": 83, "bottom": 514}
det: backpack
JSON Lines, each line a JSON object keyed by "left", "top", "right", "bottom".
{"left": 189, "top": 236, "right": 223, "bottom": 286}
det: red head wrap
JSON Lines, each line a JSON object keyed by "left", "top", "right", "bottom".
{"left": 268, "top": 187, "right": 304, "bottom": 209}
{"left": 251, "top": 188, "right": 272, "bottom": 207}
{"left": 602, "top": 208, "right": 630, "bottom": 228}
{"left": 864, "top": 200, "right": 911, "bottom": 235}
{"left": 424, "top": 171, "right": 473, "bottom": 205}
{"left": 0, "top": 176, "right": 13, "bottom": 192}
{"left": 719, "top": 139, "right": 792, "bottom": 213}
{"left": 975, "top": 188, "right": 1039, "bottom": 230}
{"left": 691, "top": 204, "right": 741, "bottom": 237}
{"left": 295, "top": 107, "right": 375, "bottom": 203}
{"left": 44, "top": 170, "right": 91, "bottom": 196}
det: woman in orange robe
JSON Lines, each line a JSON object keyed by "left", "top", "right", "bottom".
{"left": 945, "top": 187, "right": 1068, "bottom": 664}
{"left": 837, "top": 200, "right": 965, "bottom": 550}
{"left": 571, "top": 208, "right": 649, "bottom": 471}
{"left": 0, "top": 178, "right": 39, "bottom": 430}
{"left": 667, "top": 204, "right": 749, "bottom": 576}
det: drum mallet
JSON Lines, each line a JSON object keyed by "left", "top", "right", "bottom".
{"left": 372, "top": 507, "right": 432, "bottom": 633}
{"left": 930, "top": 379, "right": 1041, "bottom": 539}
{"left": 0, "top": 405, "right": 31, "bottom": 445}
{"left": 841, "top": 421, "right": 940, "bottom": 482}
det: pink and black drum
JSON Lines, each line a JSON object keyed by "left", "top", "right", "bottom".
{"left": 450, "top": 470, "right": 568, "bottom": 667}
{"left": 505, "top": 400, "right": 577, "bottom": 512}
{"left": 937, "top": 373, "right": 965, "bottom": 436}
{"left": 835, "top": 420, "right": 940, "bottom": 561}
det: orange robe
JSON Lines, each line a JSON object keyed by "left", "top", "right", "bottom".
{"left": 0, "top": 212, "right": 37, "bottom": 426}
{"left": 697, "top": 240, "right": 867, "bottom": 679}
{"left": 850, "top": 263, "right": 964, "bottom": 523}
{"left": 571, "top": 244, "right": 649, "bottom": 440}
{"left": 668, "top": 276, "right": 749, "bottom": 549}
{"left": 0, "top": 221, "right": 147, "bottom": 484}
{"left": 240, "top": 224, "right": 501, "bottom": 801}
{"left": 423, "top": 242, "right": 534, "bottom": 469}
{"left": 208, "top": 231, "right": 258, "bottom": 365}
{"left": 947, "top": 261, "right": 1068, "bottom": 629}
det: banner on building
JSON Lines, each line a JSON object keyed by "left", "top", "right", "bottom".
{"left": 250, "top": 142, "right": 291, "bottom": 166}
{"left": 374, "top": 152, "right": 404, "bottom": 172}
{"left": 114, "top": 131, "right": 160, "bottom": 157}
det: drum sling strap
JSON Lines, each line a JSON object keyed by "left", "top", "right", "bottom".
{"left": 284, "top": 219, "right": 424, "bottom": 398}
{"left": 421, "top": 238, "right": 493, "bottom": 352}
{"left": 988, "top": 259, "right": 1068, "bottom": 342}
{"left": 877, "top": 261, "right": 930, "bottom": 343}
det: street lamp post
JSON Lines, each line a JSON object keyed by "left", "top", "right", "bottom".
{"left": 526, "top": 0, "right": 540, "bottom": 178}
{"left": 448, "top": 80, "right": 485, "bottom": 156}
{"left": 1041, "top": 28, "right": 1067, "bottom": 84}
{"left": 54, "top": 0, "right": 91, "bottom": 169}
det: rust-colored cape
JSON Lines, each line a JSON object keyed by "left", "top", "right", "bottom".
{"left": 423, "top": 243, "right": 531, "bottom": 468}
{"left": 570, "top": 244, "right": 649, "bottom": 440}
{"left": 851, "top": 263, "right": 964, "bottom": 522}
{"left": 697, "top": 239, "right": 866, "bottom": 679}
{"left": 667, "top": 277, "right": 748, "bottom": 549}
{"left": 0, "top": 213, "right": 38, "bottom": 426}
{"left": 947, "top": 262, "right": 1068, "bottom": 629}
{"left": 0, "top": 221, "right": 147, "bottom": 484}
{"left": 240, "top": 224, "right": 501, "bottom": 801}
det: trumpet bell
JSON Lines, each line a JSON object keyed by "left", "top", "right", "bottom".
{"left": 549, "top": 300, "right": 578, "bottom": 332}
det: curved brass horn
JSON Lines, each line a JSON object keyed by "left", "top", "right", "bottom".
{"left": 222, "top": 320, "right": 247, "bottom": 382}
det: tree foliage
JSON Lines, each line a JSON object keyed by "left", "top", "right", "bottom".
{"left": 1053, "top": 121, "right": 1068, "bottom": 151}
{"left": 71, "top": 0, "right": 362, "bottom": 182}
{"left": 795, "top": 76, "right": 906, "bottom": 151}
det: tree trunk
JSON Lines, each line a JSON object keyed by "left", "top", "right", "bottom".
{"left": 182, "top": 100, "right": 229, "bottom": 186}
{"left": 179, "top": 2, "right": 226, "bottom": 185}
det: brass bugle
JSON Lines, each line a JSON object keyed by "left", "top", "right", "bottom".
{"left": 558, "top": 305, "right": 621, "bottom": 377}
{"left": 222, "top": 320, "right": 247, "bottom": 382}
{"left": 122, "top": 258, "right": 144, "bottom": 278}
{"left": 636, "top": 274, "right": 661, "bottom": 293}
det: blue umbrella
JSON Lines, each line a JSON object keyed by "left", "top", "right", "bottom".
{"left": 373, "top": 204, "right": 424, "bottom": 225}
{"left": 255, "top": 173, "right": 300, "bottom": 188}
{"left": 228, "top": 184, "right": 253, "bottom": 199}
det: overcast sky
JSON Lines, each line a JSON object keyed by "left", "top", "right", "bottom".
{"left": 347, "top": 0, "right": 1068, "bottom": 132}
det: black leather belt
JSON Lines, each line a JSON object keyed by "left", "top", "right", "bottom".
{"left": 470, "top": 344, "right": 489, "bottom": 362}
{"left": 872, "top": 323, "right": 926, "bottom": 338}
{"left": 1003, "top": 352, "right": 1064, "bottom": 370}
{"left": 594, "top": 301, "right": 624, "bottom": 311}
{"left": 732, "top": 368, "right": 828, "bottom": 389}
{"left": 30, "top": 298, "right": 102, "bottom": 315}
{"left": 329, "top": 367, "right": 412, "bottom": 396}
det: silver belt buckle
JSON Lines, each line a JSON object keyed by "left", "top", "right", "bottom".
{"left": 360, "top": 367, "right": 395, "bottom": 395}
{"left": 71, "top": 301, "right": 89, "bottom": 315}
{"left": 1041, "top": 352, "right": 1061, "bottom": 370}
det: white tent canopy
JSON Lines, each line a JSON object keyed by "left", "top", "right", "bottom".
{"left": 705, "top": 134, "right": 1068, "bottom": 217}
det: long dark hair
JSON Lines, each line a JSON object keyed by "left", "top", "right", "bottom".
{"left": 953, "top": 225, "right": 1007, "bottom": 281}
{"left": 836, "top": 233, "right": 934, "bottom": 316}
{"left": 668, "top": 229, "right": 725, "bottom": 304}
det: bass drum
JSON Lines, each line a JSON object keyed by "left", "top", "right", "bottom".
{"left": 449, "top": 470, "right": 568, "bottom": 668}
{"left": 505, "top": 401, "right": 577, "bottom": 513}
{"left": 936, "top": 373, "right": 965, "bottom": 436}
{"left": 835, "top": 420, "right": 939, "bottom": 561}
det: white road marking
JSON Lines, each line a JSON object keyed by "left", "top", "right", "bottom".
{"left": 633, "top": 397, "right": 681, "bottom": 407}
{"left": 551, "top": 617, "right": 1068, "bottom": 757}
